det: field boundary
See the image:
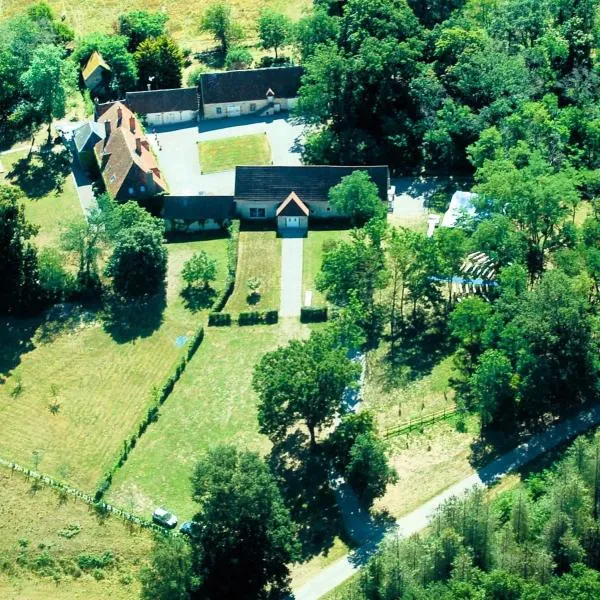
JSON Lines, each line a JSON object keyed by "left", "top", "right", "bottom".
{"left": 384, "top": 406, "right": 457, "bottom": 439}
{"left": 0, "top": 457, "right": 169, "bottom": 535}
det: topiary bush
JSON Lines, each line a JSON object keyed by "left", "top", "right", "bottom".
{"left": 208, "top": 312, "right": 232, "bottom": 326}
{"left": 300, "top": 306, "right": 328, "bottom": 323}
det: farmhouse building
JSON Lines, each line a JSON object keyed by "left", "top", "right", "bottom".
{"left": 125, "top": 88, "right": 200, "bottom": 127}
{"left": 199, "top": 67, "right": 303, "bottom": 119}
{"left": 82, "top": 51, "right": 111, "bottom": 93}
{"left": 162, "top": 165, "right": 390, "bottom": 233}
{"left": 94, "top": 101, "right": 167, "bottom": 200}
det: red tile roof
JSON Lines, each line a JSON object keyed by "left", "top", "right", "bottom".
{"left": 94, "top": 102, "right": 166, "bottom": 198}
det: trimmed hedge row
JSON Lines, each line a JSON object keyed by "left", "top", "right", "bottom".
{"left": 238, "top": 310, "right": 279, "bottom": 326}
{"left": 208, "top": 312, "right": 232, "bottom": 327}
{"left": 0, "top": 457, "right": 170, "bottom": 536}
{"left": 94, "top": 326, "right": 205, "bottom": 501}
{"left": 212, "top": 220, "right": 240, "bottom": 313}
{"left": 300, "top": 306, "right": 329, "bottom": 323}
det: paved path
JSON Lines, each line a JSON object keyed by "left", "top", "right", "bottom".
{"left": 71, "top": 158, "right": 97, "bottom": 219}
{"left": 280, "top": 236, "right": 304, "bottom": 317}
{"left": 294, "top": 404, "right": 600, "bottom": 600}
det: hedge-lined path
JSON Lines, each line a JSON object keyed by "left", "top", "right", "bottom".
{"left": 280, "top": 235, "right": 304, "bottom": 317}
{"left": 293, "top": 403, "right": 600, "bottom": 600}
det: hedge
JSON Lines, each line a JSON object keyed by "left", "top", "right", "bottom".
{"left": 208, "top": 312, "right": 232, "bottom": 327}
{"left": 300, "top": 306, "right": 328, "bottom": 323}
{"left": 238, "top": 310, "right": 279, "bottom": 326}
{"left": 94, "top": 326, "right": 205, "bottom": 501}
{"left": 212, "top": 220, "right": 240, "bottom": 313}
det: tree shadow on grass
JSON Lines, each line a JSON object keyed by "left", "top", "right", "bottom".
{"left": 101, "top": 290, "right": 166, "bottom": 344}
{"left": 181, "top": 286, "right": 216, "bottom": 313}
{"left": 36, "top": 303, "right": 98, "bottom": 344}
{"left": 268, "top": 431, "right": 349, "bottom": 562}
{"left": 0, "top": 316, "right": 42, "bottom": 383}
{"left": 8, "top": 146, "right": 71, "bottom": 198}
{"left": 380, "top": 312, "right": 454, "bottom": 393}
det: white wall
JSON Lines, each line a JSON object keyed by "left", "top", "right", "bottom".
{"left": 203, "top": 97, "right": 293, "bottom": 120}
{"left": 145, "top": 110, "right": 198, "bottom": 126}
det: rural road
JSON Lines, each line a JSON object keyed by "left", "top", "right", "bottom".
{"left": 293, "top": 403, "right": 600, "bottom": 600}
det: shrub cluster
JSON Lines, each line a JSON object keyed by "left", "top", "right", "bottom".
{"left": 208, "top": 312, "right": 232, "bottom": 327}
{"left": 238, "top": 310, "right": 278, "bottom": 326}
{"left": 300, "top": 306, "right": 328, "bottom": 323}
{"left": 212, "top": 220, "right": 240, "bottom": 312}
{"left": 94, "top": 326, "right": 205, "bottom": 501}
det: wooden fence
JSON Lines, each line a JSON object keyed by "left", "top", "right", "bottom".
{"left": 384, "top": 405, "right": 458, "bottom": 439}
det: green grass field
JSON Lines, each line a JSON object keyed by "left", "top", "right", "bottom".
{"left": 108, "top": 321, "right": 311, "bottom": 521}
{"left": 0, "top": 469, "right": 152, "bottom": 599}
{"left": 302, "top": 229, "right": 350, "bottom": 307}
{"left": 226, "top": 230, "right": 281, "bottom": 313}
{"left": 1, "top": 0, "right": 310, "bottom": 52}
{"left": 198, "top": 133, "right": 272, "bottom": 174}
{"left": 1, "top": 150, "right": 83, "bottom": 249}
{"left": 0, "top": 236, "right": 228, "bottom": 492}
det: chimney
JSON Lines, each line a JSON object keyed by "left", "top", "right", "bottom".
{"left": 135, "top": 137, "right": 142, "bottom": 155}
{"left": 104, "top": 120, "right": 111, "bottom": 138}
{"left": 147, "top": 83, "right": 151, "bottom": 91}
{"left": 117, "top": 107, "right": 123, "bottom": 124}
{"left": 129, "top": 116, "right": 136, "bottom": 133}
{"left": 145, "top": 170, "right": 154, "bottom": 192}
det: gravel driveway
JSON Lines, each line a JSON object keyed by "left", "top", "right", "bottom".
{"left": 280, "top": 235, "right": 304, "bottom": 317}
{"left": 150, "top": 115, "right": 304, "bottom": 196}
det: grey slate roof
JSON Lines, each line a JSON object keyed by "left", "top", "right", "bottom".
{"left": 200, "top": 67, "right": 303, "bottom": 105}
{"left": 126, "top": 88, "right": 199, "bottom": 115}
{"left": 163, "top": 195, "right": 235, "bottom": 221}
{"left": 73, "top": 121, "right": 105, "bottom": 153}
{"left": 234, "top": 166, "right": 390, "bottom": 204}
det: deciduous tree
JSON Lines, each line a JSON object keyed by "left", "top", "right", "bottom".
{"left": 258, "top": 10, "right": 291, "bottom": 59}
{"left": 117, "top": 9, "right": 169, "bottom": 52}
{"left": 134, "top": 35, "right": 183, "bottom": 90}
{"left": 200, "top": 2, "right": 243, "bottom": 55}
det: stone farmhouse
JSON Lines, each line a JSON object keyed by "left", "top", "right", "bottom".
{"left": 94, "top": 102, "right": 167, "bottom": 200}
{"left": 164, "top": 166, "right": 391, "bottom": 234}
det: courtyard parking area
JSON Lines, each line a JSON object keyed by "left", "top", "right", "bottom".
{"left": 148, "top": 114, "right": 303, "bottom": 196}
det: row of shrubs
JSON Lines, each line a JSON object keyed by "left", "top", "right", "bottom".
{"left": 212, "top": 220, "right": 240, "bottom": 313}
{"left": 94, "top": 326, "right": 205, "bottom": 501}
{"left": 0, "top": 457, "right": 170, "bottom": 535}
{"left": 300, "top": 306, "right": 329, "bottom": 323}
{"left": 208, "top": 310, "right": 279, "bottom": 327}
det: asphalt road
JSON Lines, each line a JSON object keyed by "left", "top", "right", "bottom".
{"left": 293, "top": 404, "right": 600, "bottom": 600}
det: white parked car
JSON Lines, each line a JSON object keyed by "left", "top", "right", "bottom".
{"left": 152, "top": 508, "right": 178, "bottom": 529}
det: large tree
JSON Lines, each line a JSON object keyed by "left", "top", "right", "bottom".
{"left": 0, "top": 184, "right": 40, "bottom": 315}
{"left": 257, "top": 10, "right": 291, "bottom": 59}
{"left": 329, "top": 170, "right": 386, "bottom": 226}
{"left": 117, "top": 9, "right": 169, "bottom": 52}
{"left": 200, "top": 2, "right": 243, "bottom": 55}
{"left": 253, "top": 331, "right": 360, "bottom": 446}
{"left": 20, "top": 44, "right": 76, "bottom": 141}
{"left": 134, "top": 35, "right": 183, "bottom": 90}
{"left": 105, "top": 221, "right": 167, "bottom": 299}
{"left": 190, "top": 446, "right": 298, "bottom": 599}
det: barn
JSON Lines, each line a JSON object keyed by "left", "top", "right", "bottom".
{"left": 125, "top": 88, "right": 200, "bottom": 127}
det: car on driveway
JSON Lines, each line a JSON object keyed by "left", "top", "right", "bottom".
{"left": 152, "top": 508, "right": 178, "bottom": 529}
{"left": 180, "top": 521, "right": 201, "bottom": 538}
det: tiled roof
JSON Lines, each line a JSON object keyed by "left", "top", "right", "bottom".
{"left": 200, "top": 67, "right": 303, "bottom": 105}
{"left": 235, "top": 166, "right": 390, "bottom": 204}
{"left": 82, "top": 51, "right": 110, "bottom": 81}
{"left": 163, "top": 196, "right": 235, "bottom": 220}
{"left": 276, "top": 192, "right": 309, "bottom": 217}
{"left": 94, "top": 101, "right": 166, "bottom": 198}
{"left": 126, "top": 88, "right": 200, "bottom": 115}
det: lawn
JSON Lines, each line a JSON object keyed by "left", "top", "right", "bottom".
{"left": 302, "top": 229, "right": 351, "bottom": 307}
{"left": 1, "top": 0, "right": 310, "bottom": 52}
{"left": 198, "top": 133, "right": 272, "bottom": 174}
{"left": 1, "top": 149, "right": 84, "bottom": 248}
{"left": 0, "top": 236, "right": 229, "bottom": 492}
{"left": 0, "top": 469, "right": 152, "bottom": 599}
{"left": 108, "top": 321, "right": 311, "bottom": 522}
{"left": 226, "top": 230, "right": 281, "bottom": 313}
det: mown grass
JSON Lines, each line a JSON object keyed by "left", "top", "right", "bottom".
{"left": 302, "top": 229, "right": 350, "bottom": 307}
{"left": 0, "top": 236, "right": 228, "bottom": 492}
{"left": 108, "top": 321, "right": 311, "bottom": 522}
{"left": 1, "top": 0, "right": 311, "bottom": 53}
{"left": 0, "top": 468, "right": 152, "bottom": 599}
{"left": 1, "top": 149, "right": 83, "bottom": 249}
{"left": 226, "top": 230, "right": 281, "bottom": 313}
{"left": 198, "top": 133, "right": 272, "bottom": 174}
